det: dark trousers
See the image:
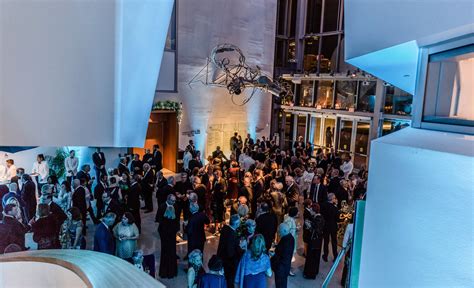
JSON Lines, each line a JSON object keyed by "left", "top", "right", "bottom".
{"left": 66, "top": 176, "right": 75, "bottom": 185}
{"left": 175, "top": 200, "right": 190, "bottom": 221}
{"left": 130, "top": 209, "right": 142, "bottom": 233}
{"left": 303, "top": 238, "right": 323, "bottom": 278}
{"left": 274, "top": 270, "right": 288, "bottom": 288}
{"left": 223, "top": 262, "right": 237, "bottom": 288}
{"left": 94, "top": 167, "right": 106, "bottom": 183}
{"left": 143, "top": 188, "right": 153, "bottom": 211}
{"left": 323, "top": 229, "right": 338, "bottom": 259}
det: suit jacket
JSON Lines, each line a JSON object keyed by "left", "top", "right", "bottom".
{"left": 72, "top": 187, "right": 87, "bottom": 218}
{"left": 118, "top": 163, "right": 130, "bottom": 176}
{"left": 328, "top": 177, "right": 341, "bottom": 194}
{"left": 141, "top": 170, "right": 154, "bottom": 193}
{"left": 49, "top": 201, "right": 67, "bottom": 230}
{"left": 93, "top": 222, "right": 115, "bottom": 254}
{"left": 271, "top": 233, "right": 295, "bottom": 274}
{"left": 152, "top": 150, "right": 163, "bottom": 171}
{"left": 92, "top": 152, "right": 106, "bottom": 168}
{"left": 256, "top": 212, "right": 278, "bottom": 250}
{"left": 127, "top": 182, "right": 141, "bottom": 211}
{"left": 94, "top": 182, "right": 107, "bottom": 212}
{"left": 309, "top": 183, "right": 328, "bottom": 204}
{"left": 320, "top": 202, "right": 339, "bottom": 232}
{"left": 217, "top": 225, "right": 242, "bottom": 268}
{"left": 21, "top": 180, "right": 37, "bottom": 220}
{"left": 2, "top": 215, "right": 29, "bottom": 250}
{"left": 143, "top": 153, "right": 153, "bottom": 165}
{"left": 156, "top": 184, "right": 175, "bottom": 206}
{"left": 186, "top": 211, "right": 210, "bottom": 249}
{"left": 101, "top": 198, "right": 123, "bottom": 220}
{"left": 193, "top": 184, "right": 207, "bottom": 212}
{"left": 285, "top": 184, "right": 300, "bottom": 205}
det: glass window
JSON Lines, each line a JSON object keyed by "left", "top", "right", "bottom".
{"left": 355, "top": 122, "right": 369, "bottom": 155}
{"left": 315, "top": 80, "right": 334, "bottom": 109}
{"left": 320, "top": 35, "right": 339, "bottom": 73}
{"left": 165, "top": 1, "right": 176, "bottom": 50}
{"left": 339, "top": 120, "right": 352, "bottom": 152}
{"left": 323, "top": 118, "right": 336, "bottom": 148}
{"left": 288, "top": 0, "right": 298, "bottom": 38}
{"left": 277, "top": 0, "right": 287, "bottom": 35}
{"left": 288, "top": 39, "right": 297, "bottom": 63}
{"left": 423, "top": 45, "right": 474, "bottom": 126}
{"left": 323, "top": 0, "right": 340, "bottom": 32}
{"left": 384, "top": 86, "right": 413, "bottom": 116}
{"left": 312, "top": 117, "right": 322, "bottom": 146}
{"left": 306, "top": 0, "right": 323, "bottom": 34}
{"left": 303, "top": 36, "right": 320, "bottom": 72}
{"left": 335, "top": 81, "right": 357, "bottom": 110}
{"left": 275, "top": 39, "right": 285, "bottom": 67}
{"left": 296, "top": 114, "right": 307, "bottom": 141}
{"left": 353, "top": 154, "right": 367, "bottom": 170}
{"left": 357, "top": 81, "right": 376, "bottom": 112}
{"left": 381, "top": 119, "right": 410, "bottom": 136}
{"left": 284, "top": 113, "right": 294, "bottom": 149}
{"left": 300, "top": 81, "right": 314, "bottom": 106}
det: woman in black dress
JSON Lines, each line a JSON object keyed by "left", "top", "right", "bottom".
{"left": 158, "top": 204, "right": 179, "bottom": 278}
{"left": 303, "top": 203, "right": 325, "bottom": 279}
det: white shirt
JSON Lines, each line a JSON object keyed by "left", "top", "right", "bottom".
{"left": 5, "top": 165, "right": 17, "bottom": 180}
{"left": 183, "top": 151, "right": 192, "bottom": 170}
{"left": 0, "top": 165, "right": 7, "bottom": 182}
{"left": 64, "top": 156, "right": 79, "bottom": 176}
{"left": 340, "top": 160, "right": 354, "bottom": 179}
{"left": 32, "top": 161, "right": 49, "bottom": 183}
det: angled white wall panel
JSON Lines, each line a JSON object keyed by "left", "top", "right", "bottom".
{"left": 344, "top": 0, "right": 474, "bottom": 94}
{"left": 0, "top": 0, "right": 174, "bottom": 147}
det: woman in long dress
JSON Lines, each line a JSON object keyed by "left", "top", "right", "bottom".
{"left": 60, "top": 207, "right": 85, "bottom": 249}
{"left": 158, "top": 204, "right": 179, "bottom": 278}
{"left": 113, "top": 212, "right": 139, "bottom": 261}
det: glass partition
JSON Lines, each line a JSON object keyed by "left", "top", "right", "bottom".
{"left": 319, "top": 35, "right": 339, "bottom": 73}
{"left": 357, "top": 81, "right": 376, "bottom": 112}
{"left": 384, "top": 86, "right": 412, "bottom": 116}
{"left": 303, "top": 36, "right": 320, "bottom": 72}
{"left": 338, "top": 120, "right": 353, "bottom": 152}
{"left": 381, "top": 119, "right": 410, "bottom": 136}
{"left": 296, "top": 114, "right": 308, "bottom": 141}
{"left": 323, "top": 0, "right": 340, "bottom": 32}
{"left": 335, "top": 81, "right": 357, "bottom": 110}
{"left": 284, "top": 113, "right": 294, "bottom": 149}
{"left": 300, "top": 81, "right": 314, "bottom": 106}
{"left": 315, "top": 80, "right": 334, "bottom": 109}
{"left": 306, "top": 0, "right": 323, "bottom": 34}
{"left": 323, "top": 118, "right": 336, "bottom": 148}
{"left": 354, "top": 121, "right": 370, "bottom": 169}
{"left": 312, "top": 117, "right": 322, "bottom": 146}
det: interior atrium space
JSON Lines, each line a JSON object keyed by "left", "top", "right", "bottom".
{"left": 0, "top": 0, "right": 472, "bottom": 287}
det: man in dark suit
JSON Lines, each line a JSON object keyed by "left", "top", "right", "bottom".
{"left": 175, "top": 172, "right": 192, "bottom": 222}
{"left": 130, "top": 154, "right": 143, "bottom": 176}
{"left": 40, "top": 185, "right": 67, "bottom": 235}
{"left": 217, "top": 214, "right": 243, "bottom": 288}
{"left": 320, "top": 193, "right": 340, "bottom": 262}
{"left": 141, "top": 163, "right": 154, "bottom": 213}
{"left": 186, "top": 202, "right": 210, "bottom": 255}
{"left": 155, "top": 177, "right": 175, "bottom": 222}
{"left": 156, "top": 194, "right": 177, "bottom": 224}
{"left": 20, "top": 174, "right": 36, "bottom": 221}
{"left": 192, "top": 177, "right": 207, "bottom": 212}
{"left": 94, "top": 174, "right": 108, "bottom": 216}
{"left": 255, "top": 202, "right": 278, "bottom": 251}
{"left": 2, "top": 204, "right": 29, "bottom": 251}
{"left": 309, "top": 174, "right": 328, "bottom": 205}
{"left": 285, "top": 176, "right": 300, "bottom": 208}
{"left": 100, "top": 192, "right": 123, "bottom": 223}
{"left": 328, "top": 168, "right": 341, "bottom": 194}
{"left": 72, "top": 179, "right": 88, "bottom": 228}
{"left": 128, "top": 175, "right": 142, "bottom": 233}
{"left": 152, "top": 145, "right": 163, "bottom": 172}
{"left": 76, "top": 164, "right": 93, "bottom": 193}
{"left": 271, "top": 223, "right": 295, "bottom": 288}
{"left": 142, "top": 149, "right": 153, "bottom": 166}
{"left": 93, "top": 212, "right": 116, "bottom": 255}
{"left": 92, "top": 147, "right": 106, "bottom": 182}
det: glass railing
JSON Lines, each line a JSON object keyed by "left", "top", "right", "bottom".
{"left": 322, "top": 200, "right": 366, "bottom": 288}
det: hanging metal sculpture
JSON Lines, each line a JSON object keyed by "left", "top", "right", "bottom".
{"left": 188, "top": 43, "right": 293, "bottom": 105}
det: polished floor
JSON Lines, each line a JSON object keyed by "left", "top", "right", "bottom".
{"left": 25, "top": 171, "right": 344, "bottom": 287}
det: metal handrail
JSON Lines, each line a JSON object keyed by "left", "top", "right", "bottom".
{"left": 321, "top": 238, "right": 351, "bottom": 288}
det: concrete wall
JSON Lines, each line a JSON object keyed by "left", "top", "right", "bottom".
{"left": 156, "top": 0, "right": 276, "bottom": 157}
{"left": 359, "top": 128, "right": 474, "bottom": 287}
{"left": 0, "top": 0, "right": 174, "bottom": 147}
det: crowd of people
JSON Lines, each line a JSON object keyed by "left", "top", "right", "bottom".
{"left": 0, "top": 133, "right": 368, "bottom": 287}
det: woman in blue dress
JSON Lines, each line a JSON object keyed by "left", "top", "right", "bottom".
{"left": 235, "top": 234, "right": 272, "bottom": 288}
{"left": 199, "top": 255, "right": 227, "bottom": 288}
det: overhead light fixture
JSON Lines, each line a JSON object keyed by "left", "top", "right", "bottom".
{"left": 291, "top": 78, "right": 302, "bottom": 84}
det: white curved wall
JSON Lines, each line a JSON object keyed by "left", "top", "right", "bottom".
{"left": 0, "top": 0, "right": 174, "bottom": 147}
{"left": 0, "top": 261, "right": 87, "bottom": 287}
